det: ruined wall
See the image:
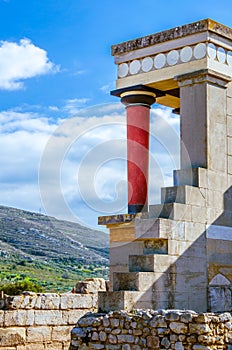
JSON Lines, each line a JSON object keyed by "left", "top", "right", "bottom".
{"left": 70, "top": 309, "right": 232, "bottom": 350}
{"left": 0, "top": 278, "right": 107, "bottom": 350}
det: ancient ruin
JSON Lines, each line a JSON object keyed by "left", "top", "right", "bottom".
{"left": 1, "top": 18, "right": 232, "bottom": 350}
{"left": 97, "top": 18, "right": 232, "bottom": 314}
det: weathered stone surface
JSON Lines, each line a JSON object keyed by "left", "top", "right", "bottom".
{"left": 0, "top": 328, "right": 25, "bottom": 346}
{"left": 0, "top": 311, "right": 4, "bottom": 327}
{"left": 170, "top": 322, "right": 188, "bottom": 334}
{"left": 52, "top": 325, "right": 73, "bottom": 341}
{"left": 147, "top": 335, "right": 159, "bottom": 348}
{"left": 60, "top": 294, "right": 93, "bottom": 309}
{"left": 34, "top": 310, "right": 64, "bottom": 326}
{"left": 70, "top": 310, "right": 232, "bottom": 349}
{"left": 26, "top": 326, "right": 51, "bottom": 342}
{"left": 0, "top": 286, "right": 99, "bottom": 349}
{"left": 189, "top": 323, "right": 211, "bottom": 335}
{"left": 4, "top": 310, "right": 34, "bottom": 327}
{"left": 75, "top": 278, "right": 107, "bottom": 294}
{"left": 62, "top": 309, "right": 90, "bottom": 325}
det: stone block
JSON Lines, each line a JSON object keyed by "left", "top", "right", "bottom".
{"left": 62, "top": 309, "right": 91, "bottom": 325}
{"left": 227, "top": 82, "right": 232, "bottom": 98}
{"left": 174, "top": 256, "right": 207, "bottom": 274}
{"left": 227, "top": 96, "right": 232, "bottom": 115}
{"left": 170, "top": 321, "right": 188, "bottom": 334}
{"left": 3, "top": 295, "right": 24, "bottom": 310}
{"left": 25, "top": 344, "right": 45, "bottom": 350}
{"left": 207, "top": 233, "right": 232, "bottom": 264}
{"left": 174, "top": 168, "right": 208, "bottom": 188}
{"left": 129, "top": 254, "right": 175, "bottom": 273}
{"left": 207, "top": 170, "right": 228, "bottom": 192}
{"left": 228, "top": 137, "right": 232, "bottom": 155}
{"left": 4, "top": 310, "right": 34, "bottom": 327}
{"left": 149, "top": 203, "right": 192, "bottom": 221}
{"left": 109, "top": 223, "right": 135, "bottom": 243}
{"left": 34, "top": 310, "right": 65, "bottom": 326}
{"left": 43, "top": 342, "right": 63, "bottom": 350}
{"left": 161, "top": 186, "right": 206, "bottom": 207}
{"left": 110, "top": 241, "right": 144, "bottom": 265}
{"left": 109, "top": 265, "right": 128, "bottom": 289}
{"left": 228, "top": 155, "right": 232, "bottom": 174}
{"left": 98, "top": 291, "right": 148, "bottom": 312}
{"left": 174, "top": 272, "right": 207, "bottom": 292}
{"left": 208, "top": 286, "right": 232, "bottom": 312}
{"left": 51, "top": 326, "right": 73, "bottom": 342}
{"left": 26, "top": 326, "right": 51, "bottom": 342}
{"left": 207, "top": 207, "right": 218, "bottom": 224}
{"left": 60, "top": 294, "right": 93, "bottom": 309}
{"left": 184, "top": 222, "right": 206, "bottom": 242}
{"left": 168, "top": 240, "right": 192, "bottom": 256}
{"left": 173, "top": 289, "right": 207, "bottom": 312}
{"left": 36, "top": 294, "right": 60, "bottom": 310}
{"left": 191, "top": 206, "right": 207, "bottom": 224}
{"left": 227, "top": 116, "right": 232, "bottom": 137}
{"left": 213, "top": 209, "right": 232, "bottom": 226}
{"left": 143, "top": 238, "right": 168, "bottom": 254}
{"left": 18, "top": 294, "right": 37, "bottom": 309}
{"left": 113, "top": 271, "right": 170, "bottom": 292}
{"left": 152, "top": 290, "right": 170, "bottom": 307}
{"left": 0, "top": 311, "right": 4, "bottom": 326}
{"left": 208, "top": 121, "right": 227, "bottom": 172}
{"left": 169, "top": 220, "right": 186, "bottom": 240}
{"left": 223, "top": 186, "right": 232, "bottom": 209}
{"left": 0, "top": 328, "right": 26, "bottom": 346}
{"left": 134, "top": 218, "right": 171, "bottom": 240}
{"left": 206, "top": 189, "right": 224, "bottom": 210}
{"left": 177, "top": 236, "right": 206, "bottom": 258}
{"left": 75, "top": 278, "right": 106, "bottom": 294}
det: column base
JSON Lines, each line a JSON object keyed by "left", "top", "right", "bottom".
{"left": 128, "top": 204, "right": 148, "bottom": 213}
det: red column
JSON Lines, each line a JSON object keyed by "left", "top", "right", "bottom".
{"left": 120, "top": 90, "right": 156, "bottom": 213}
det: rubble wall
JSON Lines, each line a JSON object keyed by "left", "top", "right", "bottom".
{"left": 70, "top": 309, "right": 232, "bottom": 350}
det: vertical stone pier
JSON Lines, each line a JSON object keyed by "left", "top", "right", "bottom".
{"left": 98, "top": 19, "right": 232, "bottom": 313}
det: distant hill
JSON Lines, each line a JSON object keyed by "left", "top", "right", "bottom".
{"left": 0, "top": 205, "right": 109, "bottom": 263}
{"left": 0, "top": 205, "right": 109, "bottom": 292}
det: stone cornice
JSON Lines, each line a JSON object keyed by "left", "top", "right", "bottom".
{"left": 112, "top": 19, "right": 232, "bottom": 56}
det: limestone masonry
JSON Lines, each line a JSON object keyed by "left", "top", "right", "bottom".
{"left": 2, "top": 18, "right": 232, "bottom": 350}
{"left": 0, "top": 278, "right": 106, "bottom": 349}
{"left": 98, "top": 18, "right": 232, "bottom": 314}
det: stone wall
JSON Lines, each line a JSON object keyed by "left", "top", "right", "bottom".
{"left": 0, "top": 278, "right": 107, "bottom": 350}
{"left": 70, "top": 309, "right": 232, "bottom": 350}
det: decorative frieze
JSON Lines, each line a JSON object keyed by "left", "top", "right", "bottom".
{"left": 118, "top": 42, "right": 232, "bottom": 79}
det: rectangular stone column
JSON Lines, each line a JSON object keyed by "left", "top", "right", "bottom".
{"left": 177, "top": 70, "right": 231, "bottom": 172}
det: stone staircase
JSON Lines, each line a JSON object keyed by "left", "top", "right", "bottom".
{"left": 98, "top": 168, "right": 210, "bottom": 313}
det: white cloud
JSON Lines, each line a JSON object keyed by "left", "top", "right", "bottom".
{"left": 100, "top": 82, "right": 114, "bottom": 93}
{"left": 0, "top": 103, "right": 180, "bottom": 229}
{"left": 73, "top": 70, "right": 86, "bottom": 76}
{"left": 0, "top": 38, "right": 59, "bottom": 90}
{"left": 63, "top": 98, "right": 90, "bottom": 115}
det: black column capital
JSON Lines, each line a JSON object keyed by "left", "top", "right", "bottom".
{"left": 111, "top": 84, "right": 164, "bottom": 106}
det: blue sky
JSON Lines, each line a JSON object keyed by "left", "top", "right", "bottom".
{"left": 0, "top": 0, "right": 232, "bottom": 229}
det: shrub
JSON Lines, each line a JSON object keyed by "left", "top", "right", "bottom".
{"left": 0, "top": 278, "right": 44, "bottom": 295}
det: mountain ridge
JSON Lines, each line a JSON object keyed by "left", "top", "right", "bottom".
{"left": 0, "top": 205, "right": 109, "bottom": 292}
{"left": 0, "top": 204, "right": 109, "bottom": 263}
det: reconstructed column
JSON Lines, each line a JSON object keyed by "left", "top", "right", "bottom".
{"left": 98, "top": 19, "right": 232, "bottom": 314}
{"left": 176, "top": 70, "right": 231, "bottom": 171}
{"left": 111, "top": 86, "right": 156, "bottom": 213}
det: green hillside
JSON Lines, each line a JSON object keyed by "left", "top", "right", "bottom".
{"left": 0, "top": 205, "right": 109, "bottom": 292}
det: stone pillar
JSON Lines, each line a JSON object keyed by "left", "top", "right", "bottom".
{"left": 176, "top": 69, "right": 231, "bottom": 171}
{"left": 112, "top": 86, "right": 156, "bottom": 213}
